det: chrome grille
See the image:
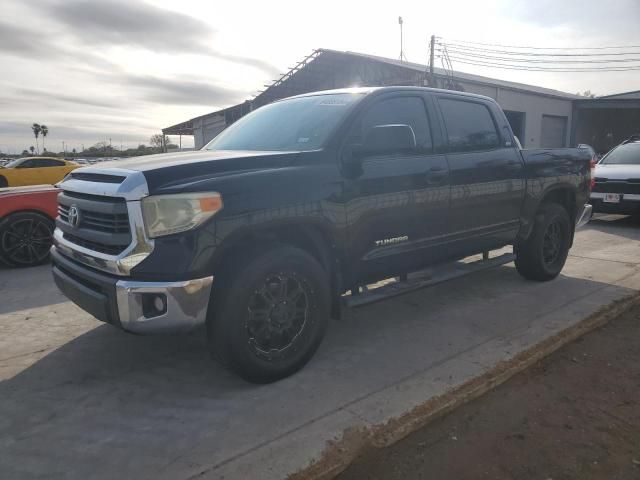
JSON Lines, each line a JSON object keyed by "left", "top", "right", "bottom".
{"left": 56, "top": 190, "right": 132, "bottom": 256}
{"left": 58, "top": 204, "right": 129, "bottom": 233}
{"left": 61, "top": 232, "right": 126, "bottom": 255}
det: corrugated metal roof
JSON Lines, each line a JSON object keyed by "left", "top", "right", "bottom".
{"left": 320, "top": 49, "right": 580, "bottom": 100}
{"left": 163, "top": 47, "right": 582, "bottom": 133}
{"left": 599, "top": 90, "right": 640, "bottom": 99}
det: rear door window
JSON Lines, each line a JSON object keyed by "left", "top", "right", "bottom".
{"left": 439, "top": 98, "right": 500, "bottom": 152}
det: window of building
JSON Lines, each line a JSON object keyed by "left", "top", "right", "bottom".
{"left": 504, "top": 110, "right": 526, "bottom": 146}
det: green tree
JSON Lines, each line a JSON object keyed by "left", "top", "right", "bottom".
{"left": 29, "top": 145, "right": 35, "bottom": 154}
{"left": 40, "top": 125, "right": 49, "bottom": 152}
{"left": 31, "top": 123, "right": 41, "bottom": 154}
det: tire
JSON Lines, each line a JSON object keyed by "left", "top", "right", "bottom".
{"left": 0, "top": 176, "right": 7, "bottom": 188}
{"left": 207, "top": 245, "right": 330, "bottom": 383}
{"left": 515, "top": 203, "right": 571, "bottom": 281}
{"left": 0, "top": 212, "right": 54, "bottom": 267}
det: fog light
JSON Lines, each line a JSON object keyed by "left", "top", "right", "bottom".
{"left": 142, "top": 293, "right": 167, "bottom": 318}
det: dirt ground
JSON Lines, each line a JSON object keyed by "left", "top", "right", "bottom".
{"left": 337, "top": 303, "right": 640, "bottom": 480}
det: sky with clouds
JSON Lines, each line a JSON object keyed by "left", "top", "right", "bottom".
{"left": 1, "top": 0, "right": 639, "bottom": 154}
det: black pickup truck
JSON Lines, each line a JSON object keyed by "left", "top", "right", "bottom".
{"left": 51, "top": 87, "right": 592, "bottom": 382}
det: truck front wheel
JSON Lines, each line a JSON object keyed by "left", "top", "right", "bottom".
{"left": 207, "top": 245, "right": 330, "bottom": 383}
{"left": 515, "top": 203, "right": 571, "bottom": 281}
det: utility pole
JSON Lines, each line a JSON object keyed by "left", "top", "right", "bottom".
{"left": 429, "top": 35, "right": 435, "bottom": 78}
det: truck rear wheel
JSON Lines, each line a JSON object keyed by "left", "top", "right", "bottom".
{"left": 0, "top": 176, "right": 7, "bottom": 188}
{"left": 207, "top": 245, "right": 330, "bottom": 383}
{"left": 515, "top": 203, "right": 571, "bottom": 281}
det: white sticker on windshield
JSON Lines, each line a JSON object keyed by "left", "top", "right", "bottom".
{"left": 318, "top": 98, "right": 348, "bottom": 106}
{"left": 297, "top": 137, "right": 310, "bottom": 143}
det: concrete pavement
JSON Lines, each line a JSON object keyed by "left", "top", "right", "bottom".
{"left": 1, "top": 214, "right": 639, "bottom": 480}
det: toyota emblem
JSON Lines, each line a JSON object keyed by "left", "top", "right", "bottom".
{"left": 68, "top": 205, "right": 80, "bottom": 228}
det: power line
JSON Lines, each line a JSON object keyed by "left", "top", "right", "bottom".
{"left": 437, "top": 48, "right": 640, "bottom": 64}
{"left": 440, "top": 42, "right": 640, "bottom": 57}
{"left": 441, "top": 37, "right": 640, "bottom": 50}
{"left": 440, "top": 55, "right": 640, "bottom": 72}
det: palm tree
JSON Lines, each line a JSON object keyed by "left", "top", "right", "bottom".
{"left": 31, "top": 123, "right": 41, "bottom": 154}
{"left": 40, "top": 125, "right": 48, "bottom": 152}
{"left": 29, "top": 146, "right": 35, "bottom": 154}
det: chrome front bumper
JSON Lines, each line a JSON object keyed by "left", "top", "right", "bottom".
{"left": 116, "top": 276, "right": 214, "bottom": 333}
{"left": 576, "top": 203, "right": 593, "bottom": 228}
{"left": 51, "top": 246, "right": 213, "bottom": 334}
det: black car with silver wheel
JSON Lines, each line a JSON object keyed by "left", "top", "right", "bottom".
{"left": 51, "top": 87, "right": 592, "bottom": 383}
{"left": 591, "top": 136, "right": 640, "bottom": 216}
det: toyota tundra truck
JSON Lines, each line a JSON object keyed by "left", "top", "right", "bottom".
{"left": 51, "top": 87, "right": 593, "bottom": 383}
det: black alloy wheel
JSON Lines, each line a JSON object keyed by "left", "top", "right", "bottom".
{"left": 246, "top": 273, "right": 311, "bottom": 360}
{"left": 0, "top": 212, "right": 54, "bottom": 267}
{"left": 542, "top": 220, "right": 563, "bottom": 266}
{"left": 514, "top": 202, "right": 570, "bottom": 281}
{"left": 207, "top": 244, "right": 330, "bottom": 383}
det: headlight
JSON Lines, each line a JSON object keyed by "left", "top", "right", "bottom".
{"left": 141, "top": 192, "right": 223, "bottom": 238}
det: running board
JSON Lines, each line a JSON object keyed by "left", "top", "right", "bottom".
{"left": 343, "top": 252, "right": 516, "bottom": 308}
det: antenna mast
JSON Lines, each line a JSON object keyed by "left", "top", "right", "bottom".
{"left": 398, "top": 17, "right": 407, "bottom": 61}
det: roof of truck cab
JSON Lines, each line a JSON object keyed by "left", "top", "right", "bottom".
{"left": 285, "top": 86, "right": 496, "bottom": 103}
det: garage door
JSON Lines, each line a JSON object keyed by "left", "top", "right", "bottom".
{"left": 541, "top": 115, "right": 568, "bottom": 148}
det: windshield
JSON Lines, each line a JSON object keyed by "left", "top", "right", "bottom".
{"left": 204, "top": 93, "right": 364, "bottom": 152}
{"left": 4, "top": 158, "right": 25, "bottom": 168}
{"left": 600, "top": 143, "right": 640, "bottom": 165}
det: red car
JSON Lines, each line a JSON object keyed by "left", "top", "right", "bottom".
{"left": 0, "top": 185, "right": 59, "bottom": 267}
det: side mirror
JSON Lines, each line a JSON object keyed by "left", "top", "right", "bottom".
{"left": 362, "top": 124, "right": 417, "bottom": 156}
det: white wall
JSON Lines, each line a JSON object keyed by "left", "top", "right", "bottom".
{"left": 496, "top": 90, "right": 572, "bottom": 148}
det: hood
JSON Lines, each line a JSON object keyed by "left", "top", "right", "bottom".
{"left": 595, "top": 163, "right": 640, "bottom": 181}
{"left": 94, "top": 150, "right": 293, "bottom": 172}
{"left": 74, "top": 149, "right": 304, "bottom": 195}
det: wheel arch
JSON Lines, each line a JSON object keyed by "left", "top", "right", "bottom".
{"left": 211, "top": 221, "right": 344, "bottom": 316}
{"left": 540, "top": 185, "right": 577, "bottom": 222}
{"left": 519, "top": 183, "right": 578, "bottom": 245}
{"left": 0, "top": 208, "right": 55, "bottom": 224}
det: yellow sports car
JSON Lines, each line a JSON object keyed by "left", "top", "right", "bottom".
{"left": 0, "top": 157, "right": 79, "bottom": 187}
